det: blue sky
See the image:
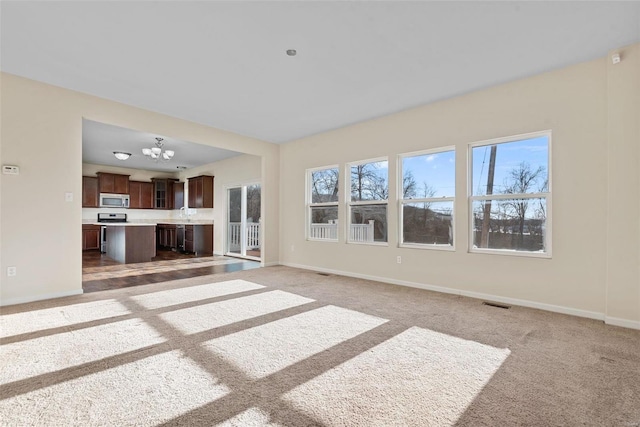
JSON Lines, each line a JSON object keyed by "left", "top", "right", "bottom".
{"left": 402, "top": 151, "right": 455, "bottom": 198}
{"left": 402, "top": 135, "right": 548, "bottom": 198}
{"left": 328, "top": 135, "right": 548, "bottom": 200}
{"left": 472, "top": 135, "right": 548, "bottom": 195}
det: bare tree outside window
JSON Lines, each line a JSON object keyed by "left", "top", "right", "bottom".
{"left": 349, "top": 160, "right": 388, "bottom": 243}
{"left": 350, "top": 162, "right": 388, "bottom": 201}
{"left": 246, "top": 184, "right": 261, "bottom": 223}
{"left": 308, "top": 167, "right": 339, "bottom": 241}
{"left": 311, "top": 168, "right": 339, "bottom": 203}
{"left": 400, "top": 149, "right": 455, "bottom": 247}
{"left": 471, "top": 133, "right": 550, "bottom": 255}
{"left": 501, "top": 162, "right": 545, "bottom": 247}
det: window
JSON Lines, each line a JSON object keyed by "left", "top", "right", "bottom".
{"left": 348, "top": 159, "right": 388, "bottom": 244}
{"left": 469, "top": 131, "right": 551, "bottom": 256}
{"left": 399, "top": 148, "right": 455, "bottom": 249}
{"left": 307, "top": 166, "right": 339, "bottom": 241}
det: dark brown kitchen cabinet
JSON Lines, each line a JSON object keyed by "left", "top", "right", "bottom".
{"left": 129, "top": 181, "right": 154, "bottom": 209}
{"left": 82, "top": 176, "right": 99, "bottom": 207}
{"left": 97, "top": 172, "right": 130, "bottom": 194}
{"left": 188, "top": 175, "right": 214, "bottom": 208}
{"left": 152, "top": 178, "right": 180, "bottom": 209}
{"left": 184, "top": 224, "right": 213, "bottom": 256}
{"left": 156, "top": 224, "right": 177, "bottom": 249}
{"left": 174, "top": 182, "right": 185, "bottom": 210}
{"left": 82, "top": 225, "right": 101, "bottom": 251}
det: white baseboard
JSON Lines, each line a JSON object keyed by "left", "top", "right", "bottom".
{"left": 263, "top": 261, "right": 280, "bottom": 267}
{"left": 281, "top": 262, "right": 609, "bottom": 323}
{"left": 605, "top": 316, "right": 640, "bottom": 330}
{"left": 0, "top": 289, "right": 84, "bottom": 307}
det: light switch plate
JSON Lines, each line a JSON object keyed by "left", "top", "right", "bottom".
{"left": 65, "top": 192, "right": 73, "bottom": 202}
{"left": 2, "top": 165, "right": 19, "bottom": 175}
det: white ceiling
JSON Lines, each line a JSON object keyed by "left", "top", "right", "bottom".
{"left": 82, "top": 119, "right": 242, "bottom": 173}
{"left": 2, "top": 2, "right": 640, "bottom": 143}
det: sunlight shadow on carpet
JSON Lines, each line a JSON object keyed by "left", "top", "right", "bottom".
{"left": 130, "top": 279, "right": 265, "bottom": 310}
{"left": 0, "top": 350, "right": 230, "bottom": 426}
{"left": 0, "top": 299, "right": 131, "bottom": 338}
{"left": 0, "top": 318, "right": 165, "bottom": 385}
{"left": 202, "top": 305, "right": 388, "bottom": 379}
{"left": 282, "top": 326, "right": 511, "bottom": 426}
{"left": 160, "top": 290, "right": 314, "bottom": 335}
{"left": 217, "top": 407, "right": 284, "bottom": 427}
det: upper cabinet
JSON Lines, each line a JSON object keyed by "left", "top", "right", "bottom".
{"left": 97, "top": 172, "right": 129, "bottom": 194}
{"left": 82, "top": 173, "right": 182, "bottom": 210}
{"left": 129, "top": 181, "right": 154, "bottom": 209}
{"left": 82, "top": 176, "right": 99, "bottom": 207}
{"left": 152, "top": 178, "right": 181, "bottom": 209}
{"left": 174, "top": 181, "right": 185, "bottom": 210}
{"left": 188, "top": 175, "right": 214, "bottom": 208}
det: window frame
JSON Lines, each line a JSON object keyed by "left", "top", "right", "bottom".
{"left": 468, "top": 130, "right": 552, "bottom": 258}
{"left": 346, "top": 157, "right": 389, "bottom": 246}
{"left": 398, "top": 146, "right": 456, "bottom": 251}
{"left": 306, "top": 165, "right": 340, "bottom": 243}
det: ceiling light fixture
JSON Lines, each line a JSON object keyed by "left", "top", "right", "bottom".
{"left": 113, "top": 151, "right": 131, "bottom": 160}
{"left": 286, "top": 49, "right": 297, "bottom": 56}
{"left": 142, "top": 137, "right": 174, "bottom": 162}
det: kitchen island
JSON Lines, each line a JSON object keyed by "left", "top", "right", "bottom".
{"left": 105, "top": 224, "right": 156, "bottom": 264}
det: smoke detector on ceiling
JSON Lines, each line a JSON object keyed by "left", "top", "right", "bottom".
{"left": 612, "top": 52, "right": 621, "bottom": 64}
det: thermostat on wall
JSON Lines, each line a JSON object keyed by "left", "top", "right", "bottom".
{"left": 2, "top": 165, "right": 19, "bottom": 175}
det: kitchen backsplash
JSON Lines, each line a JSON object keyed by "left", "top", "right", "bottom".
{"left": 82, "top": 208, "right": 215, "bottom": 221}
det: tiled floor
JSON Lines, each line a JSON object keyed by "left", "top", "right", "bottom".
{"left": 82, "top": 250, "right": 261, "bottom": 293}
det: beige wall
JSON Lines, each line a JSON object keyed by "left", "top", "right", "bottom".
{"left": 279, "top": 44, "right": 640, "bottom": 327}
{"left": 606, "top": 44, "right": 640, "bottom": 327}
{"left": 0, "top": 73, "right": 279, "bottom": 305}
{"left": 177, "top": 154, "right": 262, "bottom": 256}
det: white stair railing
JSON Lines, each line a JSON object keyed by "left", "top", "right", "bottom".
{"left": 246, "top": 222, "right": 260, "bottom": 249}
{"left": 310, "top": 220, "right": 375, "bottom": 242}
{"left": 228, "top": 222, "right": 260, "bottom": 251}
{"left": 228, "top": 223, "right": 241, "bottom": 251}
{"left": 309, "top": 220, "right": 338, "bottom": 240}
{"left": 349, "top": 220, "right": 375, "bottom": 242}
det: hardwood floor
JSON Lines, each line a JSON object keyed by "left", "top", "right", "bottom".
{"left": 82, "top": 249, "right": 261, "bottom": 293}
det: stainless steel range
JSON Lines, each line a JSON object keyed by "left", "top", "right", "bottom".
{"left": 97, "top": 213, "right": 127, "bottom": 253}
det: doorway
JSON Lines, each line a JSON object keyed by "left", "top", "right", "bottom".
{"left": 226, "top": 184, "right": 261, "bottom": 260}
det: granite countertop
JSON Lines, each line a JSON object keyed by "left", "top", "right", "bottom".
{"left": 154, "top": 219, "right": 214, "bottom": 225}
{"left": 83, "top": 222, "right": 156, "bottom": 227}
{"left": 82, "top": 219, "right": 214, "bottom": 226}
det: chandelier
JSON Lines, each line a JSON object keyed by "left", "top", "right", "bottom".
{"left": 142, "top": 137, "right": 174, "bottom": 161}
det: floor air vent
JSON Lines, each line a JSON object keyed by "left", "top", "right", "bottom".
{"left": 482, "top": 301, "right": 511, "bottom": 309}
{"left": 317, "top": 272, "right": 331, "bottom": 276}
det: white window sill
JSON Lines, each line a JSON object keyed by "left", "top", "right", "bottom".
{"left": 307, "top": 238, "right": 338, "bottom": 243}
{"left": 469, "top": 248, "right": 551, "bottom": 259}
{"left": 346, "top": 241, "right": 389, "bottom": 247}
{"left": 400, "top": 243, "right": 455, "bottom": 252}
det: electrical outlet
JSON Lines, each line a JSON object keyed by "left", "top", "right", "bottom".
{"left": 7, "top": 266, "right": 17, "bottom": 277}
{"left": 396, "top": 256, "right": 402, "bottom": 264}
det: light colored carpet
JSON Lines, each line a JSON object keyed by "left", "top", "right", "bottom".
{"left": 1, "top": 266, "right": 639, "bottom": 426}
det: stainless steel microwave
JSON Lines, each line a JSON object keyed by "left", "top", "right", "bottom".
{"left": 99, "top": 193, "right": 130, "bottom": 208}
